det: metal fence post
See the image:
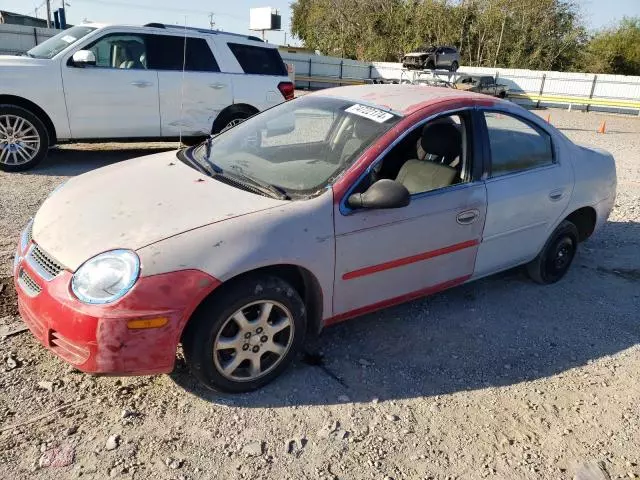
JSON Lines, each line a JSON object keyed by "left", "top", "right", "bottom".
{"left": 369, "top": 65, "right": 373, "bottom": 79}
{"left": 537, "top": 74, "right": 546, "bottom": 108}
{"left": 33, "top": 27, "right": 38, "bottom": 46}
{"left": 308, "top": 57, "right": 312, "bottom": 90}
{"left": 339, "top": 60, "right": 343, "bottom": 81}
{"left": 587, "top": 75, "right": 597, "bottom": 113}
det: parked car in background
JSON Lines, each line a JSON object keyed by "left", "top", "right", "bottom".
{"left": 402, "top": 46, "right": 460, "bottom": 72}
{"left": 0, "top": 22, "right": 294, "bottom": 171}
{"left": 455, "top": 74, "right": 508, "bottom": 98}
{"left": 14, "top": 85, "right": 616, "bottom": 392}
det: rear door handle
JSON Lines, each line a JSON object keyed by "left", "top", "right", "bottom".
{"left": 131, "top": 81, "right": 153, "bottom": 88}
{"left": 549, "top": 189, "right": 565, "bottom": 201}
{"left": 457, "top": 209, "right": 479, "bottom": 225}
{"left": 209, "top": 83, "right": 226, "bottom": 90}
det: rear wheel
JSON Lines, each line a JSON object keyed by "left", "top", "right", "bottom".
{"left": 426, "top": 60, "right": 436, "bottom": 70}
{"left": 182, "top": 275, "right": 307, "bottom": 393}
{"left": 527, "top": 220, "right": 579, "bottom": 284}
{"left": 450, "top": 61, "right": 459, "bottom": 72}
{"left": 212, "top": 106, "right": 258, "bottom": 134}
{"left": 0, "top": 105, "right": 49, "bottom": 172}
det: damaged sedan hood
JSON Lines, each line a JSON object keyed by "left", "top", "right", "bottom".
{"left": 32, "top": 151, "right": 285, "bottom": 271}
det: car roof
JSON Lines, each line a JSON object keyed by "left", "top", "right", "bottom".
{"left": 81, "top": 22, "right": 269, "bottom": 45}
{"left": 311, "top": 84, "right": 498, "bottom": 115}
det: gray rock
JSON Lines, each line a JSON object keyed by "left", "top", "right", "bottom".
{"left": 385, "top": 414, "right": 400, "bottom": 422}
{"left": 38, "top": 381, "right": 54, "bottom": 393}
{"left": 165, "top": 457, "right": 183, "bottom": 469}
{"left": 6, "top": 355, "right": 19, "bottom": 370}
{"left": 242, "top": 441, "right": 264, "bottom": 457}
{"left": 65, "top": 426, "right": 78, "bottom": 436}
{"left": 286, "top": 437, "right": 307, "bottom": 455}
{"left": 574, "top": 461, "right": 611, "bottom": 480}
{"left": 105, "top": 434, "right": 120, "bottom": 451}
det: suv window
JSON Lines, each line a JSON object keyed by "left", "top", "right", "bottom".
{"left": 484, "top": 112, "right": 554, "bottom": 177}
{"left": 446, "top": 47, "right": 457, "bottom": 54}
{"left": 227, "top": 43, "right": 287, "bottom": 76}
{"left": 88, "top": 34, "right": 148, "bottom": 69}
{"left": 146, "top": 35, "right": 219, "bottom": 72}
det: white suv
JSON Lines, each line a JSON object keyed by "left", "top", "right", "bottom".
{"left": 0, "top": 23, "right": 294, "bottom": 171}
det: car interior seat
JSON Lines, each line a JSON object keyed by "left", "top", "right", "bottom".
{"left": 396, "top": 122, "right": 461, "bottom": 194}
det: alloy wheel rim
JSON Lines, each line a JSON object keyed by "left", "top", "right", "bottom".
{"left": 0, "top": 114, "right": 40, "bottom": 165}
{"left": 213, "top": 300, "right": 294, "bottom": 382}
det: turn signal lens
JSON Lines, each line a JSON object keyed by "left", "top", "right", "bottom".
{"left": 127, "top": 317, "right": 168, "bottom": 330}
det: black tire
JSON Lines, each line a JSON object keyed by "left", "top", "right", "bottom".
{"left": 498, "top": 90, "right": 507, "bottom": 99}
{"left": 182, "top": 275, "right": 307, "bottom": 393}
{"left": 450, "top": 61, "right": 459, "bottom": 72}
{"left": 426, "top": 60, "right": 436, "bottom": 70}
{"left": 0, "top": 105, "right": 50, "bottom": 172}
{"left": 527, "top": 220, "right": 579, "bottom": 284}
{"left": 211, "top": 106, "right": 257, "bottom": 134}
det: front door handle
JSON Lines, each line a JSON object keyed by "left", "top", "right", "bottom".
{"left": 209, "top": 83, "right": 226, "bottom": 90}
{"left": 457, "top": 209, "right": 479, "bottom": 225}
{"left": 549, "top": 189, "right": 565, "bottom": 201}
{"left": 131, "top": 81, "right": 153, "bottom": 88}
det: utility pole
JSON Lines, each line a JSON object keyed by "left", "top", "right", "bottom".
{"left": 45, "top": 0, "right": 52, "bottom": 28}
{"left": 209, "top": 12, "right": 215, "bottom": 30}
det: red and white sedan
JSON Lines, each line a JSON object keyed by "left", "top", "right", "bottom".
{"left": 14, "top": 85, "right": 617, "bottom": 392}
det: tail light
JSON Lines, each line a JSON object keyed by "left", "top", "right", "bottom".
{"left": 277, "top": 81, "right": 295, "bottom": 101}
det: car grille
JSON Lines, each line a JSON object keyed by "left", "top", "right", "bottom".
{"left": 27, "top": 244, "right": 64, "bottom": 280}
{"left": 18, "top": 268, "right": 42, "bottom": 297}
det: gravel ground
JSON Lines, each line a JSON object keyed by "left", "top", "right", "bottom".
{"left": 0, "top": 108, "right": 639, "bottom": 480}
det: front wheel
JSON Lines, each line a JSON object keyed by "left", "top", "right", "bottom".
{"left": 526, "top": 220, "right": 579, "bottom": 284}
{"left": 182, "top": 275, "right": 307, "bottom": 393}
{"left": 450, "top": 61, "right": 459, "bottom": 72}
{"left": 0, "top": 105, "right": 50, "bottom": 172}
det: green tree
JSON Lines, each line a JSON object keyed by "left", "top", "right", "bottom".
{"left": 580, "top": 17, "right": 640, "bottom": 75}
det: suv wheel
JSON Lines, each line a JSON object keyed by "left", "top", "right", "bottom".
{"left": 450, "top": 61, "right": 459, "bottom": 72}
{"left": 182, "top": 275, "right": 307, "bottom": 392}
{"left": 212, "top": 106, "right": 258, "bottom": 134}
{"left": 426, "top": 60, "right": 436, "bottom": 70}
{"left": 0, "top": 105, "right": 49, "bottom": 172}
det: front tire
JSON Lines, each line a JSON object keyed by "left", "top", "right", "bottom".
{"left": 0, "top": 105, "right": 50, "bottom": 172}
{"left": 450, "top": 61, "right": 459, "bottom": 72}
{"left": 182, "top": 275, "right": 307, "bottom": 393}
{"left": 527, "top": 220, "right": 579, "bottom": 284}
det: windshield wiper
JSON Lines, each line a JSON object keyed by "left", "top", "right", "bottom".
{"left": 227, "top": 169, "right": 290, "bottom": 200}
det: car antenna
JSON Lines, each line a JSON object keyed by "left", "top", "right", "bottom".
{"left": 179, "top": 16, "right": 187, "bottom": 148}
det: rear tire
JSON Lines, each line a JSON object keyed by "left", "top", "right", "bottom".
{"left": 426, "top": 60, "right": 436, "bottom": 70}
{"left": 526, "top": 220, "right": 579, "bottom": 284}
{"left": 212, "top": 106, "right": 258, "bottom": 134}
{"left": 0, "top": 105, "right": 49, "bottom": 172}
{"left": 182, "top": 275, "right": 307, "bottom": 393}
{"left": 450, "top": 61, "right": 459, "bottom": 72}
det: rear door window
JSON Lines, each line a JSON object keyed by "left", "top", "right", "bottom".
{"left": 483, "top": 112, "right": 554, "bottom": 176}
{"left": 227, "top": 43, "right": 287, "bottom": 76}
{"left": 146, "top": 35, "right": 219, "bottom": 72}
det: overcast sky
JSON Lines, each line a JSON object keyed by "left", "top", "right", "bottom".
{"left": 4, "top": 0, "right": 639, "bottom": 46}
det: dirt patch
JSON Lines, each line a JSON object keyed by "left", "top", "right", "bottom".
{"left": 0, "top": 276, "right": 18, "bottom": 317}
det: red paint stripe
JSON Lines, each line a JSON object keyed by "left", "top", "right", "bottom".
{"left": 325, "top": 274, "right": 471, "bottom": 327}
{"left": 342, "top": 239, "right": 479, "bottom": 281}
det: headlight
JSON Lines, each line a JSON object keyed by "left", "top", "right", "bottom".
{"left": 71, "top": 250, "right": 140, "bottom": 304}
{"left": 20, "top": 218, "right": 34, "bottom": 254}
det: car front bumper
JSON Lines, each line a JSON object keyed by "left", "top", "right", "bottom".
{"left": 14, "top": 244, "right": 219, "bottom": 375}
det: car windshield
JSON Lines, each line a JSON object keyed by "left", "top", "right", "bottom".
{"left": 192, "top": 96, "right": 401, "bottom": 196}
{"left": 26, "top": 26, "right": 96, "bottom": 59}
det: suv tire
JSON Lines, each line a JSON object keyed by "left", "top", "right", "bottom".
{"left": 212, "top": 105, "right": 258, "bottom": 134}
{"left": 0, "top": 105, "right": 49, "bottom": 172}
{"left": 450, "top": 61, "right": 459, "bottom": 72}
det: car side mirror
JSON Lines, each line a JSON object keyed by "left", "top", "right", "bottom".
{"left": 347, "top": 179, "right": 410, "bottom": 210}
{"left": 71, "top": 50, "right": 96, "bottom": 67}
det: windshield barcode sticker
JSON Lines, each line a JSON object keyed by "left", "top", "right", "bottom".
{"left": 345, "top": 104, "right": 394, "bottom": 123}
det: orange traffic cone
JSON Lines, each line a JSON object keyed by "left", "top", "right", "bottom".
{"left": 597, "top": 121, "right": 607, "bottom": 134}
{"left": 545, "top": 113, "right": 551, "bottom": 123}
